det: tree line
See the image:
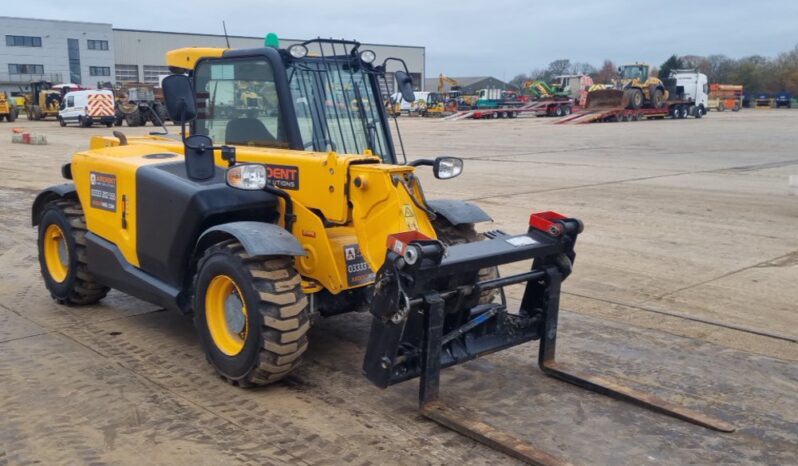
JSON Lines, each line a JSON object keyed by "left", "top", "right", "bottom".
{"left": 510, "top": 44, "right": 798, "bottom": 95}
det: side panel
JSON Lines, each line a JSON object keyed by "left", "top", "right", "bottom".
{"left": 136, "top": 162, "right": 279, "bottom": 288}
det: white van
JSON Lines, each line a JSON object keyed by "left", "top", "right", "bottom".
{"left": 59, "top": 90, "right": 116, "bottom": 127}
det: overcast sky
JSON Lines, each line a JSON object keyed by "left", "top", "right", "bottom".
{"left": 8, "top": 1, "right": 798, "bottom": 78}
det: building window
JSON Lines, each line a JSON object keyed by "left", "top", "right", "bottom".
{"left": 68, "top": 38, "right": 82, "bottom": 84}
{"left": 8, "top": 64, "right": 44, "bottom": 75}
{"left": 142, "top": 65, "right": 170, "bottom": 84}
{"left": 87, "top": 39, "right": 109, "bottom": 51}
{"left": 116, "top": 64, "right": 139, "bottom": 83}
{"left": 6, "top": 35, "right": 42, "bottom": 47}
{"left": 90, "top": 66, "right": 111, "bottom": 76}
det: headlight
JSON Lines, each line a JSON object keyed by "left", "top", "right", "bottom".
{"left": 359, "top": 50, "right": 376, "bottom": 64}
{"left": 226, "top": 164, "right": 267, "bottom": 190}
{"left": 433, "top": 157, "right": 463, "bottom": 179}
{"left": 288, "top": 44, "right": 308, "bottom": 59}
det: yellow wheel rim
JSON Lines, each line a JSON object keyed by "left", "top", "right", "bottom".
{"left": 43, "top": 224, "right": 69, "bottom": 283}
{"left": 205, "top": 275, "right": 248, "bottom": 356}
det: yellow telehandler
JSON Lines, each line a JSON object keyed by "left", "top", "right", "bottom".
{"left": 32, "top": 39, "right": 732, "bottom": 464}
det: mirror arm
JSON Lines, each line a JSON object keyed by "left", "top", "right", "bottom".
{"left": 408, "top": 158, "right": 434, "bottom": 167}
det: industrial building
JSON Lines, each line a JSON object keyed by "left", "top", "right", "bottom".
{"left": 424, "top": 76, "right": 518, "bottom": 94}
{"left": 0, "top": 16, "right": 425, "bottom": 93}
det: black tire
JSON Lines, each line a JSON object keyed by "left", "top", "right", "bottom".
{"left": 554, "top": 105, "right": 564, "bottom": 117}
{"left": 7, "top": 108, "right": 17, "bottom": 122}
{"left": 58, "top": 116, "right": 67, "bottom": 127}
{"left": 194, "top": 242, "right": 309, "bottom": 387}
{"left": 152, "top": 103, "right": 169, "bottom": 125}
{"left": 432, "top": 219, "right": 499, "bottom": 303}
{"left": 694, "top": 106, "right": 703, "bottom": 119}
{"left": 628, "top": 89, "right": 643, "bottom": 109}
{"left": 564, "top": 105, "right": 572, "bottom": 115}
{"left": 37, "top": 199, "right": 109, "bottom": 305}
{"left": 125, "top": 109, "right": 144, "bottom": 127}
{"left": 651, "top": 89, "right": 665, "bottom": 109}
{"left": 732, "top": 103, "right": 740, "bottom": 112}
{"left": 105, "top": 121, "right": 113, "bottom": 127}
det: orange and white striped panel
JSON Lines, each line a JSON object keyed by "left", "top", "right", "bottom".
{"left": 87, "top": 93, "right": 115, "bottom": 117}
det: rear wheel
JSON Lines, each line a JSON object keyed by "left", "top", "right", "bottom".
{"left": 37, "top": 199, "right": 109, "bottom": 305}
{"left": 554, "top": 105, "right": 564, "bottom": 117}
{"left": 7, "top": 108, "right": 17, "bottom": 122}
{"left": 194, "top": 242, "right": 309, "bottom": 387}
{"left": 58, "top": 116, "right": 67, "bottom": 127}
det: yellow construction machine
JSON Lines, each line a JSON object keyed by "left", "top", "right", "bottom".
{"left": 33, "top": 39, "right": 733, "bottom": 464}
{"left": 587, "top": 63, "right": 668, "bottom": 110}
{"left": 0, "top": 91, "right": 19, "bottom": 122}
{"left": 22, "top": 81, "right": 62, "bottom": 120}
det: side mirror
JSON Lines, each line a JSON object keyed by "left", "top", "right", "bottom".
{"left": 183, "top": 134, "right": 215, "bottom": 180}
{"left": 395, "top": 70, "right": 415, "bottom": 103}
{"left": 433, "top": 157, "right": 463, "bottom": 179}
{"left": 162, "top": 74, "right": 197, "bottom": 123}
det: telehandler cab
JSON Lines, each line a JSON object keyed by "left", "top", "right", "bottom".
{"left": 33, "top": 39, "right": 732, "bottom": 464}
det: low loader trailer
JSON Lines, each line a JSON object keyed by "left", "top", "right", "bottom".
{"left": 557, "top": 100, "right": 701, "bottom": 124}
{"left": 443, "top": 99, "right": 574, "bottom": 121}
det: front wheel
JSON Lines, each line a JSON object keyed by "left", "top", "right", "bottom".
{"left": 194, "top": 242, "right": 309, "bottom": 387}
{"left": 432, "top": 219, "right": 499, "bottom": 304}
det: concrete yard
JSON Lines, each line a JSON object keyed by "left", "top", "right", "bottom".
{"left": 1, "top": 111, "right": 796, "bottom": 465}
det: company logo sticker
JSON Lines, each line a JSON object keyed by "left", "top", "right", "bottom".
{"left": 265, "top": 164, "right": 299, "bottom": 190}
{"left": 344, "top": 244, "right": 375, "bottom": 287}
{"left": 89, "top": 172, "right": 117, "bottom": 212}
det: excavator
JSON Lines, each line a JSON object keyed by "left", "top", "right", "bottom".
{"left": 523, "top": 79, "right": 569, "bottom": 101}
{"left": 587, "top": 63, "right": 668, "bottom": 110}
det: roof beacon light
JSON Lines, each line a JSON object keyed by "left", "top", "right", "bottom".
{"left": 265, "top": 32, "right": 279, "bottom": 48}
{"left": 289, "top": 44, "right": 309, "bottom": 59}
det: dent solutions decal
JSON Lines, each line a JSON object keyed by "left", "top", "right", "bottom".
{"left": 265, "top": 164, "right": 299, "bottom": 190}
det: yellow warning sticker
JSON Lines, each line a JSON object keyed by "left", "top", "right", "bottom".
{"left": 403, "top": 204, "right": 419, "bottom": 231}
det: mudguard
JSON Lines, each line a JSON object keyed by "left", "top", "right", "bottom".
{"left": 195, "top": 221, "right": 306, "bottom": 258}
{"left": 427, "top": 199, "right": 491, "bottom": 226}
{"left": 32, "top": 183, "right": 77, "bottom": 226}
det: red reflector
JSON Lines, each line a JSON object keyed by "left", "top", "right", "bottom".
{"left": 529, "top": 211, "right": 567, "bottom": 236}
{"left": 387, "top": 231, "right": 432, "bottom": 256}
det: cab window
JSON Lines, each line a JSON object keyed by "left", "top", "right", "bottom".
{"left": 66, "top": 96, "right": 74, "bottom": 107}
{"left": 194, "top": 57, "right": 288, "bottom": 149}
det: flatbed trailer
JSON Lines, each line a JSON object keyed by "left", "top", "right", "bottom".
{"left": 556, "top": 100, "right": 701, "bottom": 125}
{"left": 442, "top": 99, "right": 574, "bottom": 121}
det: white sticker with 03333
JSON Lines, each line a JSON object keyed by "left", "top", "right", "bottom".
{"left": 506, "top": 236, "right": 538, "bottom": 247}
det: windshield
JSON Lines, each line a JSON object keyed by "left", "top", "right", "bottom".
{"left": 621, "top": 66, "right": 645, "bottom": 80}
{"left": 287, "top": 58, "right": 392, "bottom": 161}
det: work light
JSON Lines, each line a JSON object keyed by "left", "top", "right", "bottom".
{"left": 288, "top": 44, "right": 308, "bottom": 59}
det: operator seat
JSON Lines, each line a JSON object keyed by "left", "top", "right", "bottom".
{"left": 225, "top": 118, "right": 276, "bottom": 146}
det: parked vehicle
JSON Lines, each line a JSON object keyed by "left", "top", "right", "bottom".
{"left": 775, "top": 92, "right": 792, "bottom": 108}
{"left": 58, "top": 90, "right": 116, "bottom": 127}
{"left": 0, "top": 91, "right": 19, "bottom": 122}
{"left": 708, "top": 84, "right": 743, "bottom": 111}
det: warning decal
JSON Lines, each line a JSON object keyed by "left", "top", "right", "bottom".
{"left": 89, "top": 172, "right": 117, "bottom": 212}
{"left": 265, "top": 164, "right": 300, "bottom": 190}
{"left": 344, "top": 244, "right": 375, "bottom": 287}
{"left": 402, "top": 204, "right": 419, "bottom": 231}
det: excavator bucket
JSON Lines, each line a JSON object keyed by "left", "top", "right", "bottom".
{"left": 586, "top": 88, "right": 628, "bottom": 109}
{"left": 362, "top": 212, "right": 734, "bottom": 465}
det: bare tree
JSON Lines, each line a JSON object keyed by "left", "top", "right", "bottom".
{"left": 595, "top": 60, "right": 617, "bottom": 83}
